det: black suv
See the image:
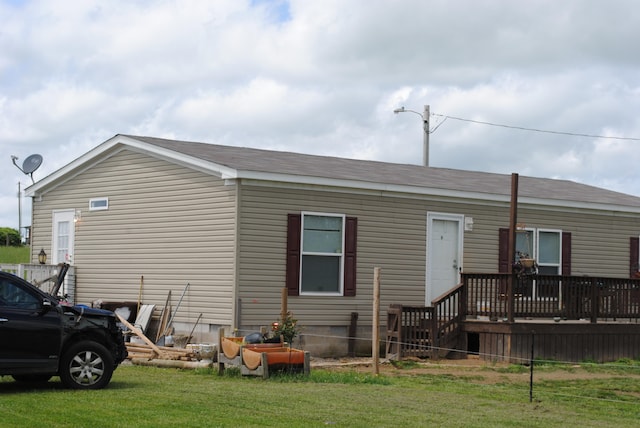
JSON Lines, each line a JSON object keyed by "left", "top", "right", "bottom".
{"left": 0, "top": 270, "right": 127, "bottom": 389}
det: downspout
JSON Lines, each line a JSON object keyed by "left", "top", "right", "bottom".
{"left": 231, "top": 178, "right": 242, "bottom": 332}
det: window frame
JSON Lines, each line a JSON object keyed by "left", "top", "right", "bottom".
{"left": 513, "top": 227, "right": 563, "bottom": 299}
{"left": 515, "top": 228, "right": 563, "bottom": 274}
{"left": 89, "top": 197, "right": 109, "bottom": 211}
{"left": 536, "top": 228, "right": 562, "bottom": 275}
{"left": 299, "top": 211, "right": 346, "bottom": 296}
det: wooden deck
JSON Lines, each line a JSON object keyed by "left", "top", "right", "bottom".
{"left": 386, "top": 273, "right": 640, "bottom": 363}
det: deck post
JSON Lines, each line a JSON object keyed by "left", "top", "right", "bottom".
{"left": 507, "top": 173, "right": 519, "bottom": 323}
{"left": 281, "top": 287, "right": 288, "bottom": 321}
{"left": 431, "top": 306, "right": 439, "bottom": 359}
{"left": 372, "top": 267, "right": 381, "bottom": 375}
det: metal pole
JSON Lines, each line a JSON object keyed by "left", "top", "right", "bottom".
{"left": 18, "top": 182, "right": 22, "bottom": 243}
{"left": 529, "top": 332, "right": 535, "bottom": 402}
{"left": 423, "top": 105, "right": 430, "bottom": 167}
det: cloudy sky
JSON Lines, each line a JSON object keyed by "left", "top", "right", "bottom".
{"left": 2, "top": 0, "right": 640, "bottom": 234}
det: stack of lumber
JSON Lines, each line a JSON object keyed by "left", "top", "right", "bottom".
{"left": 125, "top": 342, "right": 196, "bottom": 361}
{"left": 117, "top": 313, "right": 198, "bottom": 362}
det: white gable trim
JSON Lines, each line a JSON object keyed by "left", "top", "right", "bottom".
{"left": 25, "top": 135, "right": 240, "bottom": 197}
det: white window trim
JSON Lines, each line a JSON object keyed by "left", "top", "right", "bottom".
{"left": 536, "top": 228, "right": 562, "bottom": 272}
{"left": 89, "top": 197, "right": 109, "bottom": 211}
{"left": 516, "top": 227, "right": 563, "bottom": 301}
{"left": 299, "top": 211, "right": 345, "bottom": 296}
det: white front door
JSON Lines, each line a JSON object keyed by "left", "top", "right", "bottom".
{"left": 426, "top": 213, "right": 464, "bottom": 305}
{"left": 52, "top": 210, "right": 75, "bottom": 265}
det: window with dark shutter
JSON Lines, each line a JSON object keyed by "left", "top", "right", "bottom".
{"left": 561, "top": 232, "right": 571, "bottom": 276}
{"left": 630, "top": 236, "right": 639, "bottom": 278}
{"left": 286, "top": 214, "right": 301, "bottom": 296}
{"left": 344, "top": 217, "right": 357, "bottom": 296}
{"left": 498, "top": 228, "right": 510, "bottom": 273}
{"left": 286, "top": 213, "right": 357, "bottom": 296}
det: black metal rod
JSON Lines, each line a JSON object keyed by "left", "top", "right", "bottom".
{"left": 529, "top": 332, "right": 535, "bottom": 402}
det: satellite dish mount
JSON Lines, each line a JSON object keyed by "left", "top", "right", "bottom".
{"left": 12, "top": 154, "right": 43, "bottom": 184}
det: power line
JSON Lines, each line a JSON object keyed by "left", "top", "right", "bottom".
{"left": 432, "top": 113, "right": 640, "bottom": 141}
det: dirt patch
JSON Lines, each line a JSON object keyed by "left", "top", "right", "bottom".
{"left": 311, "top": 355, "right": 640, "bottom": 384}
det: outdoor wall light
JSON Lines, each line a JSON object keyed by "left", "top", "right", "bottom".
{"left": 464, "top": 216, "right": 474, "bottom": 231}
{"left": 38, "top": 249, "right": 47, "bottom": 265}
{"left": 74, "top": 210, "right": 82, "bottom": 223}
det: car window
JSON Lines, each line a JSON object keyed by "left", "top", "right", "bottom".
{"left": 0, "top": 278, "right": 41, "bottom": 310}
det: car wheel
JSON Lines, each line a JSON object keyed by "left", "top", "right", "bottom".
{"left": 59, "top": 341, "right": 114, "bottom": 390}
{"left": 12, "top": 374, "right": 53, "bottom": 383}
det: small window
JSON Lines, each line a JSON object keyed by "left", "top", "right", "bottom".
{"left": 89, "top": 197, "right": 109, "bottom": 211}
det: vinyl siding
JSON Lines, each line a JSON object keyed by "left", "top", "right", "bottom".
{"left": 237, "top": 185, "right": 469, "bottom": 327}
{"left": 30, "top": 150, "right": 237, "bottom": 325}
{"left": 236, "top": 182, "right": 640, "bottom": 328}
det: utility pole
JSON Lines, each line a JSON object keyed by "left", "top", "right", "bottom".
{"left": 422, "top": 105, "right": 430, "bottom": 167}
{"left": 393, "top": 104, "right": 430, "bottom": 167}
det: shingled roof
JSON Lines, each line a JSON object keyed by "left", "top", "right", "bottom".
{"left": 127, "top": 135, "right": 640, "bottom": 210}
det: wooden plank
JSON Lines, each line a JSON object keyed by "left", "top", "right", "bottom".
{"left": 117, "top": 313, "right": 167, "bottom": 358}
{"left": 156, "top": 290, "right": 171, "bottom": 342}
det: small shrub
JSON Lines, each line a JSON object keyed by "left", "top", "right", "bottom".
{"left": 271, "top": 311, "right": 300, "bottom": 344}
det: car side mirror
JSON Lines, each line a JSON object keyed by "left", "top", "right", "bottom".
{"left": 40, "top": 299, "right": 54, "bottom": 314}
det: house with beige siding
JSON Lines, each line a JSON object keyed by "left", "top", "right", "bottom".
{"left": 25, "top": 134, "right": 640, "bottom": 358}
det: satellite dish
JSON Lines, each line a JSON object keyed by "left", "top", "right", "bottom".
{"left": 22, "top": 154, "right": 43, "bottom": 174}
{"left": 11, "top": 153, "right": 43, "bottom": 184}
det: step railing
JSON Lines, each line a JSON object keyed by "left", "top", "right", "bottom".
{"left": 386, "top": 283, "right": 465, "bottom": 359}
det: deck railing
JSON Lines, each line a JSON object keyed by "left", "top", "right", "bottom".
{"left": 464, "top": 273, "right": 640, "bottom": 322}
{"left": 0, "top": 263, "right": 76, "bottom": 303}
{"left": 387, "top": 273, "right": 640, "bottom": 359}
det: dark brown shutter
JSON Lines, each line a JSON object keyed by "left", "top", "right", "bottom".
{"left": 561, "top": 232, "right": 571, "bottom": 276}
{"left": 343, "top": 217, "right": 358, "bottom": 296}
{"left": 630, "top": 237, "right": 639, "bottom": 278}
{"left": 286, "top": 214, "right": 301, "bottom": 296}
{"left": 498, "top": 228, "right": 510, "bottom": 273}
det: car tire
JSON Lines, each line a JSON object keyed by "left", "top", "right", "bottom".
{"left": 59, "top": 341, "right": 115, "bottom": 390}
{"left": 11, "top": 374, "right": 53, "bottom": 383}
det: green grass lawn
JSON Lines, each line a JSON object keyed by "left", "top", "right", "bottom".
{"left": 1, "top": 362, "right": 639, "bottom": 427}
{"left": 0, "top": 246, "right": 30, "bottom": 264}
